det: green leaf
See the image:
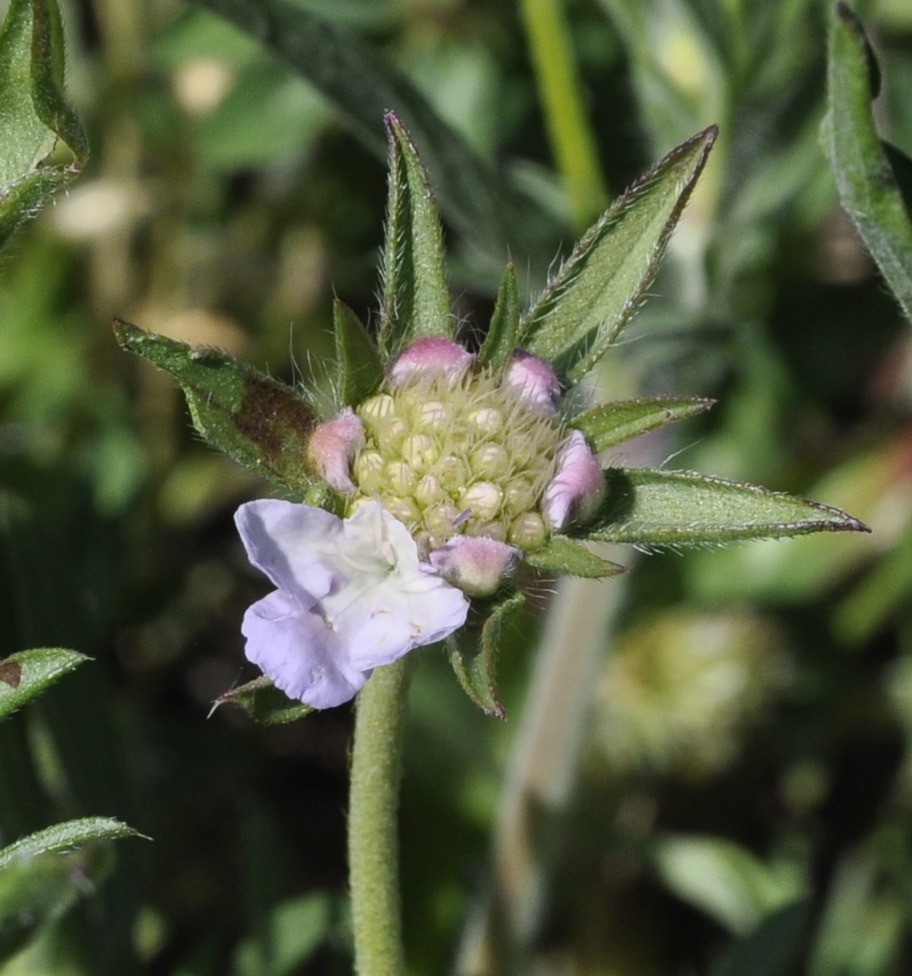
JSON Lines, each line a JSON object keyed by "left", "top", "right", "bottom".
{"left": 651, "top": 834, "right": 806, "bottom": 935}
{"left": 233, "top": 893, "right": 332, "bottom": 975}
{"left": 191, "top": 0, "right": 549, "bottom": 269}
{"left": 0, "top": 648, "right": 88, "bottom": 721}
{"left": 525, "top": 536, "right": 626, "bottom": 578}
{"left": 0, "top": 818, "right": 141, "bottom": 962}
{"left": 449, "top": 591, "right": 525, "bottom": 720}
{"left": 711, "top": 900, "right": 811, "bottom": 976}
{"left": 519, "top": 126, "right": 717, "bottom": 383}
{"left": 0, "top": 846, "right": 79, "bottom": 961}
{"left": 211, "top": 676, "right": 314, "bottom": 725}
{"left": 0, "top": 0, "right": 89, "bottom": 248}
{"left": 587, "top": 468, "right": 870, "bottom": 547}
{"left": 823, "top": 3, "right": 912, "bottom": 323}
{"left": 378, "top": 112, "right": 451, "bottom": 356}
{"left": 114, "top": 319, "right": 319, "bottom": 494}
{"left": 572, "top": 396, "right": 715, "bottom": 452}
{"left": 333, "top": 299, "right": 384, "bottom": 406}
{"left": 0, "top": 818, "right": 142, "bottom": 870}
{"left": 479, "top": 262, "right": 522, "bottom": 370}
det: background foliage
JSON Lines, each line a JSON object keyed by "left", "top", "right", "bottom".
{"left": 1, "top": 0, "right": 911, "bottom": 973}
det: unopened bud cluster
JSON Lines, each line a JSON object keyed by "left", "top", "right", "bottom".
{"left": 352, "top": 366, "right": 561, "bottom": 553}
{"left": 308, "top": 338, "right": 605, "bottom": 596}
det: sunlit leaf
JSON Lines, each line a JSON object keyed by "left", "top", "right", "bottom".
{"left": 823, "top": 3, "right": 912, "bottom": 323}
{"left": 587, "top": 468, "right": 869, "bottom": 547}
{"left": 333, "top": 299, "right": 384, "bottom": 406}
{"left": 525, "top": 536, "right": 626, "bottom": 578}
{"left": 519, "top": 126, "right": 717, "bottom": 382}
{"left": 573, "top": 396, "right": 715, "bottom": 452}
{"left": 0, "top": 647, "right": 88, "bottom": 721}
{"left": 114, "top": 319, "right": 319, "bottom": 494}
{"left": 651, "top": 834, "right": 806, "bottom": 935}
{"left": 211, "top": 676, "right": 314, "bottom": 725}
{"left": 479, "top": 262, "right": 522, "bottom": 370}
{"left": 378, "top": 112, "right": 451, "bottom": 355}
{"left": 0, "top": 0, "right": 89, "bottom": 247}
{"left": 449, "top": 592, "right": 525, "bottom": 720}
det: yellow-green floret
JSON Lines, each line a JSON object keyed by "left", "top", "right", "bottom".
{"left": 349, "top": 368, "right": 564, "bottom": 554}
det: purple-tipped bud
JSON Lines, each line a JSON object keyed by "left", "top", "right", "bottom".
{"left": 543, "top": 429, "right": 605, "bottom": 530}
{"left": 504, "top": 350, "right": 561, "bottom": 415}
{"left": 308, "top": 408, "right": 365, "bottom": 493}
{"left": 429, "top": 535, "right": 521, "bottom": 597}
{"left": 389, "top": 337, "right": 475, "bottom": 388}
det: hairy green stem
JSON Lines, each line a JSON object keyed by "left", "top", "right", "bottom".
{"left": 348, "top": 658, "right": 411, "bottom": 976}
{"left": 519, "top": 0, "right": 607, "bottom": 230}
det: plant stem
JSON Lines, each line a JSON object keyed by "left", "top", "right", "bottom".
{"left": 348, "top": 658, "right": 411, "bottom": 976}
{"left": 519, "top": 0, "right": 608, "bottom": 230}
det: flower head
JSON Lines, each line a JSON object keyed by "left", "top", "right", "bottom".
{"left": 236, "top": 499, "right": 469, "bottom": 708}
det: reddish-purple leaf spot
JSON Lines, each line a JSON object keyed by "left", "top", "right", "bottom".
{"left": 0, "top": 661, "right": 22, "bottom": 688}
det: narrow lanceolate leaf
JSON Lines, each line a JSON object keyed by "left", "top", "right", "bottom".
{"left": 525, "top": 536, "right": 626, "bottom": 578}
{"left": 519, "top": 127, "right": 717, "bottom": 383}
{"left": 210, "top": 676, "right": 313, "bottom": 725}
{"left": 191, "top": 0, "right": 551, "bottom": 270}
{"left": 333, "top": 299, "right": 384, "bottom": 407}
{"left": 573, "top": 397, "right": 715, "bottom": 452}
{"left": 0, "top": 818, "right": 141, "bottom": 870}
{"left": 823, "top": 4, "right": 912, "bottom": 323}
{"left": 378, "top": 112, "right": 451, "bottom": 356}
{"left": 480, "top": 262, "right": 523, "bottom": 370}
{"left": 0, "top": 648, "right": 88, "bottom": 720}
{"left": 588, "top": 468, "right": 870, "bottom": 547}
{"left": 449, "top": 592, "right": 525, "bottom": 720}
{"left": 0, "top": 0, "right": 89, "bottom": 248}
{"left": 114, "top": 319, "right": 319, "bottom": 493}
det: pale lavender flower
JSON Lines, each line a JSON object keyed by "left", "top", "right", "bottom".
{"left": 236, "top": 499, "right": 469, "bottom": 708}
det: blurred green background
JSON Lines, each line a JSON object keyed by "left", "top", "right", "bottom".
{"left": 2, "top": 0, "right": 912, "bottom": 973}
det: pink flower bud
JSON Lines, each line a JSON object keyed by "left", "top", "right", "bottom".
{"left": 504, "top": 350, "right": 561, "bottom": 415}
{"left": 308, "top": 408, "right": 365, "bottom": 493}
{"left": 543, "top": 429, "right": 605, "bottom": 530}
{"left": 428, "top": 535, "right": 522, "bottom": 597}
{"left": 388, "top": 337, "right": 475, "bottom": 388}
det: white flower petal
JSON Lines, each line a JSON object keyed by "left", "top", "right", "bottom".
{"left": 235, "top": 499, "right": 470, "bottom": 707}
